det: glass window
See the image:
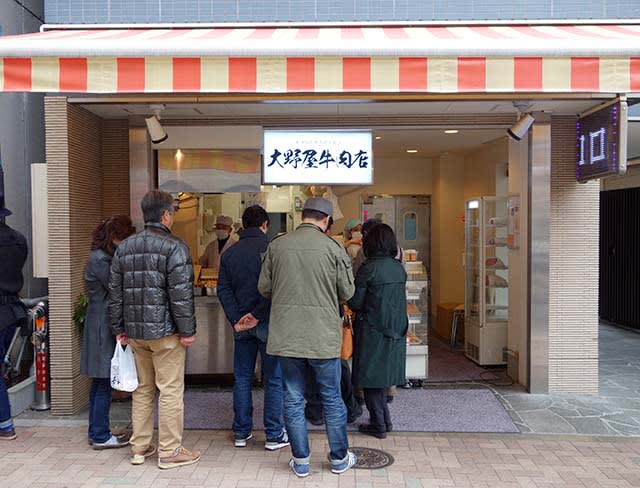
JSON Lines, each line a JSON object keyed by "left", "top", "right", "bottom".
{"left": 404, "top": 212, "right": 417, "bottom": 241}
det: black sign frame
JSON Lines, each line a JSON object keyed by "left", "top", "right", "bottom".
{"left": 576, "top": 100, "right": 628, "bottom": 183}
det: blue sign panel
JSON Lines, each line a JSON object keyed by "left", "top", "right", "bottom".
{"left": 576, "top": 101, "right": 628, "bottom": 182}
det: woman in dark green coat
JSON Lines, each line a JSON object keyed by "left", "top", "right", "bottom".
{"left": 348, "top": 223, "right": 407, "bottom": 439}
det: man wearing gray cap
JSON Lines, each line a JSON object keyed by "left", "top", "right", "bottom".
{"left": 258, "top": 197, "right": 357, "bottom": 478}
{"left": 199, "top": 215, "right": 237, "bottom": 271}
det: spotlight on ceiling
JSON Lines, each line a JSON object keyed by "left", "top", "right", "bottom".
{"left": 145, "top": 104, "right": 168, "bottom": 144}
{"left": 507, "top": 114, "right": 535, "bottom": 141}
{"left": 507, "top": 101, "right": 535, "bottom": 141}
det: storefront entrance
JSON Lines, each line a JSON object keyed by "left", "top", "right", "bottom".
{"left": 30, "top": 95, "right": 599, "bottom": 424}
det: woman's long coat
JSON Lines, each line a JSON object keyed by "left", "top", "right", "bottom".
{"left": 349, "top": 255, "right": 408, "bottom": 389}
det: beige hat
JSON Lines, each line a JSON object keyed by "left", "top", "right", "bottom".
{"left": 216, "top": 215, "right": 233, "bottom": 227}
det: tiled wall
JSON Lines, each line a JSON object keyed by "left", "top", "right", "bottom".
{"left": 46, "top": 98, "right": 130, "bottom": 414}
{"left": 102, "top": 120, "right": 130, "bottom": 217}
{"left": 46, "top": 98, "right": 101, "bottom": 414}
{"left": 549, "top": 115, "right": 600, "bottom": 394}
{"left": 44, "top": 0, "right": 640, "bottom": 24}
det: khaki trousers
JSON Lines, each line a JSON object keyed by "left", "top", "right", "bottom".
{"left": 129, "top": 334, "right": 186, "bottom": 457}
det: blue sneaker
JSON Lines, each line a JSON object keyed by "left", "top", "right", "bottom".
{"left": 289, "top": 458, "right": 310, "bottom": 478}
{"left": 234, "top": 433, "right": 252, "bottom": 448}
{"left": 265, "top": 430, "right": 290, "bottom": 451}
{"left": 331, "top": 451, "right": 357, "bottom": 474}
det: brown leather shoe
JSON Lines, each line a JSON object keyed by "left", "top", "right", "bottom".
{"left": 0, "top": 429, "right": 16, "bottom": 441}
{"left": 130, "top": 444, "right": 157, "bottom": 465}
{"left": 158, "top": 446, "right": 201, "bottom": 470}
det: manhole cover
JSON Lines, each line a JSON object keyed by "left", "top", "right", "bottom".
{"left": 351, "top": 447, "right": 394, "bottom": 469}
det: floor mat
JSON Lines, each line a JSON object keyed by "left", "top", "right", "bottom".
{"left": 182, "top": 387, "right": 519, "bottom": 433}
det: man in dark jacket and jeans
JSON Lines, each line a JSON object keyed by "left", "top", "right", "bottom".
{"left": 0, "top": 201, "right": 27, "bottom": 441}
{"left": 217, "top": 205, "right": 288, "bottom": 451}
{"left": 109, "top": 190, "right": 199, "bottom": 470}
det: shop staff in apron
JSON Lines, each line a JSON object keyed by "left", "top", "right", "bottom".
{"left": 0, "top": 169, "right": 27, "bottom": 441}
{"left": 199, "top": 215, "right": 237, "bottom": 271}
{"left": 259, "top": 197, "right": 357, "bottom": 478}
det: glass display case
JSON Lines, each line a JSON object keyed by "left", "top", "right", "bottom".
{"left": 405, "top": 261, "right": 429, "bottom": 382}
{"left": 464, "top": 196, "right": 509, "bottom": 365}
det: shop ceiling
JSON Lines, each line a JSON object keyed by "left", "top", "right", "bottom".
{"left": 78, "top": 98, "right": 601, "bottom": 157}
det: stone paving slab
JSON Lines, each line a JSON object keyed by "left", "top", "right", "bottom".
{"left": 2, "top": 427, "right": 640, "bottom": 487}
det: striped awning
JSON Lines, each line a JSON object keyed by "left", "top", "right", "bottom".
{"left": 1, "top": 25, "right": 640, "bottom": 94}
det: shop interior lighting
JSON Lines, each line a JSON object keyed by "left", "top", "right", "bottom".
{"left": 406, "top": 149, "right": 418, "bottom": 153}
{"left": 375, "top": 136, "right": 382, "bottom": 140}
{"left": 468, "top": 200, "right": 480, "bottom": 209}
{"left": 444, "top": 130, "right": 459, "bottom": 134}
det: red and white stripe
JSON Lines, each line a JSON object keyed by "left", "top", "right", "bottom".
{"left": 0, "top": 25, "right": 639, "bottom": 94}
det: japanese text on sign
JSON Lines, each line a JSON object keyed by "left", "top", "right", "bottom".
{"left": 263, "top": 131, "right": 373, "bottom": 185}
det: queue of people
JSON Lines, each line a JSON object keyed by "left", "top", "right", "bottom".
{"left": 65, "top": 190, "right": 407, "bottom": 477}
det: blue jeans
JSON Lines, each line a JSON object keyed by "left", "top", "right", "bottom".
{"left": 0, "top": 324, "right": 16, "bottom": 433}
{"left": 233, "top": 323, "right": 284, "bottom": 440}
{"left": 279, "top": 357, "right": 349, "bottom": 466}
{"left": 88, "top": 377, "right": 113, "bottom": 443}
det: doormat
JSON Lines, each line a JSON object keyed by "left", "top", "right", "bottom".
{"left": 351, "top": 447, "right": 394, "bottom": 469}
{"left": 181, "top": 387, "right": 518, "bottom": 433}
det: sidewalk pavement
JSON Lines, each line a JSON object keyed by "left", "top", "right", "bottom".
{"left": 2, "top": 427, "right": 640, "bottom": 488}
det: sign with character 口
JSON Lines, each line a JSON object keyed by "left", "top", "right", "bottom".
{"left": 576, "top": 101, "right": 627, "bottom": 182}
{"left": 263, "top": 131, "right": 373, "bottom": 185}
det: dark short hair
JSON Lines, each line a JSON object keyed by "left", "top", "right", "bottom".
{"left": 141, "top": 190, "right": 174, "bottom": 223}
{"left": 91, "top": 215, "right": 136, "bottom": 256}
{"left": 362, "top": 217, "right": 383, "bottom": 237}
{"left": 363, "top": 223, "right": 397, "bottom": 258}
{"left": 242, "top": 205, "right": 269, "bottom": 229}
{"left": 326, "top": 216, "right": 334, "bottom": 233}
{"left": 302, "top": 209, "right": 329, "bottom": 221}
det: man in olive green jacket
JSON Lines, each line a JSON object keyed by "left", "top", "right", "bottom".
{"left": 258, "top": 197, "right": 356, "bottom": 478}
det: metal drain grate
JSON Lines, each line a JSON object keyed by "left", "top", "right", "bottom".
{"left": 351, "top": 447, "right": 395, "bottom": 469}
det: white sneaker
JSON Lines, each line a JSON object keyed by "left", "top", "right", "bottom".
{"left": 92, "top": 434, "right": 129, "bottom": 450}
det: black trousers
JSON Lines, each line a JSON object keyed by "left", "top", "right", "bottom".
{"left": 363, "top": 388, "right": 392, "bottom": 433}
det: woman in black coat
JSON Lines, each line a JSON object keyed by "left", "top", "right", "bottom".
{"left": 80, "top": 215, "right": 135, "bottom": 449}
{"left": 349, "top": 224, "right": 407, "bottom": 439}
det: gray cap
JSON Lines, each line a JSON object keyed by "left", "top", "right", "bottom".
{"left": 303, "top": 197, "right": 333, "bottom": 217}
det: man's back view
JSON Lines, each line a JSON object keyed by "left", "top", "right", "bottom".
{"left": 258, "top": 197, "right": 357, "bottom": 478}
{"left": 109, "top": 190, "right": 200, "bottom": 470}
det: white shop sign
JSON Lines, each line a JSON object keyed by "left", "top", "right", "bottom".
{"left": 263, "top": 130, "right": 373, "bottom": 185}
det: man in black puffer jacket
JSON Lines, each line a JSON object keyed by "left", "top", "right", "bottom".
{"left": 109, "top": 190, "right": 199, "bottom": 470}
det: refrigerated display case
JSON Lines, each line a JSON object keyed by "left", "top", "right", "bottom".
{"left": 405, "top": 262, "right": 429, "bottom": 381}
{"left": 464, "top": 196, "right": 509, "bottom": 365}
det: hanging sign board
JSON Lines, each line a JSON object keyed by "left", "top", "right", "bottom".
{"left": 576, "top": 101, "right": 628, "bottom": 182}
{"left": 263, "top": 130, "right": 373, "bottom": 185}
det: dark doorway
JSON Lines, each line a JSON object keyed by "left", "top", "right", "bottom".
{"left": 600, "top": 188, "right": 640, "bottom": 329}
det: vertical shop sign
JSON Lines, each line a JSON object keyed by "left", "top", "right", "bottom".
{"left": 263, "top": 131, "right": 373, "bottom": 185}
{"left": 576, "top": 100, "right": 628, "bottom": 182}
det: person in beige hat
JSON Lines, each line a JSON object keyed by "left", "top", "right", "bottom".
{"left": 199, "top": 215, "right": 237, "bottom": 271}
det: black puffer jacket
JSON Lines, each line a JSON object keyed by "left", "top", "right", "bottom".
{"left": 109, "top": 222, "right": 196, "bottom": 339}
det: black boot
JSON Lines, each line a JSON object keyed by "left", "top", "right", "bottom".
{"left": 358, "top": 424, "right": 387, "bottom": 439}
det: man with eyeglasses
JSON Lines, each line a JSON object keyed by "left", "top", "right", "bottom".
{"left": 109, "top": 190, "right": 199, "bottom": 470}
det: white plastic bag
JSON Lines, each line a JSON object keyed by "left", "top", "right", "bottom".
{"left": 110, "top": 340, "right": 138, "bottom": 392}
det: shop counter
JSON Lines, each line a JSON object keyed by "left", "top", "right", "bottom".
{"left": 185, "top": 295, "right": 234, "bottom": 375}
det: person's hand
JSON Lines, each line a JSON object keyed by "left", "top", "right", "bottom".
{"left": 234, "top": 313, "right": 259, "bottom": 332}
{"left": 180, "top": 335, "right": 196, "bottom": 347}
{"left": 116, "top": 333, "right": 130, "bottom": 345}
